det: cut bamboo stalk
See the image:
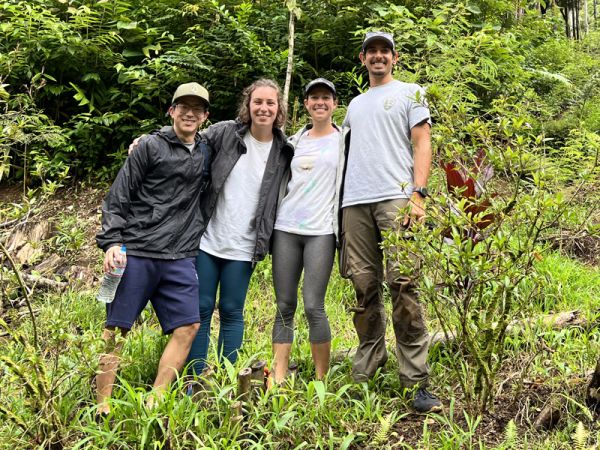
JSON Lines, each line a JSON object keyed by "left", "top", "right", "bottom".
{"left": 237, "top": 367, "right": 252, "bottom": 403}
{"left": 251, "top": 360, "right": 266, "bottom": 380}
{"left": 533, "top": 396, "right": 562, "bottom": 430}
{"left": 288, "top": 361, "right": 298, "bottom": 378}
{"left": 250, "top": 360, "right": 267, "bottom": 393}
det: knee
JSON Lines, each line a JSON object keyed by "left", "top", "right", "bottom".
{"left": 219, "top": 302, "right": 244, "bottom": 322}
{"left": 199, "top": 297, "right": 216, "bottom": 316}
{"left": 275, "top": 300, "right": 296, "bottom": 322}
{"left": 103, "top": 326, "right": 128, "bottom": 337}
{"left": 101, "top": 327, "right": 128, "bottom": 351}
{"left": 304, "top": 303, "right": 325, "bottom": 324}
{"left": 386, "top": 266, "right": 415, "bottom": 290}
{"left": 351, "top": 273, "right": 381, "bottom": 297}
{"left": 173, "top": 322, "right": 200, "bottom": 342}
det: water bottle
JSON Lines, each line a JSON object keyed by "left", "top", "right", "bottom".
{"left": 97, "top": 245, "right": 127, "bottom": 303}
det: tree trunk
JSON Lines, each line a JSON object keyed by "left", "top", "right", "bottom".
{"left": 561, "top": 7, "right": 571, "bottom": 37}
{"left": 575, "top": 1, "right": 581, "bottom": 38}
{"left": 587, "top": 357, "right": 600, "bottom": 412}
{"left": 282, "top": 8, "right": 295, "bottom": 134}
{"left": 584, "top": 0, "right": 589, "bottom": 33}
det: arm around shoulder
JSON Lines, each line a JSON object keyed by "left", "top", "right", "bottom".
{"left": 200, "top": 120, "right": 236, "bottom": 153}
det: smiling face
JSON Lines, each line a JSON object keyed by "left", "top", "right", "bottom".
{"left": 304, "top": 86, "right": 337, "bottom": 125}
{"left": 249, "top": 86, "right": 279, "bottom": 130}
{"left": 169, "top": 95, "right": 209, "bottom": 143}
{"left": 359, "top": 40, "right": 398, "bottom": 85}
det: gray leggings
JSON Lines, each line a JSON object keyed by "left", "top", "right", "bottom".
{"left": 272, "top": 230, "right": 335, "bottom": 344}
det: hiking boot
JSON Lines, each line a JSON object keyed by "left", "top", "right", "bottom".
{"left": 413, "top": 388, "right": 443, "bottom": 413}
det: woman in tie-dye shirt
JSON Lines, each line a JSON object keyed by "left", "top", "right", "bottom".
{"left": 270, "top": 78, "right": 340, "bottom": 384}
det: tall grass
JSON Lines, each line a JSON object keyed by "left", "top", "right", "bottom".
{"left": 0, "top": 251, "right": 598, "bottom": 449}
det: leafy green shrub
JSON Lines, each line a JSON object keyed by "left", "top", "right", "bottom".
{"left": 52, "top": 213, "right": 87, "bottom": 256}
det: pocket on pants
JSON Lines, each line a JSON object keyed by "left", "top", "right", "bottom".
{"left": 338, "top": 232, "right": 352, "bottom": 279}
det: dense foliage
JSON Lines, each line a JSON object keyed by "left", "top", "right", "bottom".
{"left": 0, "top": 0, "right": 598, "bottom": 185}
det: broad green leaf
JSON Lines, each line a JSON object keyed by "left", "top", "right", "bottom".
{"left": 117, "top": 21, "right": 138, "bottom": 30}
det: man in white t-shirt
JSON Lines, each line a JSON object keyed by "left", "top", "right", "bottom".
{"left": 339, "top": 31, "right": 442, "bottom": 413}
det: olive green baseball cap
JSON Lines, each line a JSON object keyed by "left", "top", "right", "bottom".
{"left": 172, "top": 82, "right": 210, "bottom": 106}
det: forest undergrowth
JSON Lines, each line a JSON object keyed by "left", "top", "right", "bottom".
{"left": 0, "top": 183, "right": 598, "bottom": 449}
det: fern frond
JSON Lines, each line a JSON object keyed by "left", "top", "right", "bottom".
{"left": 503, "top": 419, "right": 517, "bottom": 448}
{"left": 572, "top": 421, "right": 589, "bottom": 450}
{"left": 525, "top": 68, "right": 573, "bottom": 86}
{"left": 373, "top": 413, "right": 393, "bottom": 445}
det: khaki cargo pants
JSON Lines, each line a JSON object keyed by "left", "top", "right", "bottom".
{"left": 340, "top": 198, "right": 430, "bottom": 388}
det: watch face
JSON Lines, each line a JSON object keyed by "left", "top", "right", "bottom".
{"left": 415, "top": 187, "right": 429, "bottom": 197}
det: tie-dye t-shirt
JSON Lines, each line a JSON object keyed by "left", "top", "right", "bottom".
{"left": 275, "top": 130, "right": 340, "bottom": 235}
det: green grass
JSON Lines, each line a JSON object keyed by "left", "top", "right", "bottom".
{"left": 0, "top": 251, "right": 598, "bottom": 449}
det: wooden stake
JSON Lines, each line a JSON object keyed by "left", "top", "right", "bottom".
{"left": 251, "top": 360, "right": 267, "bottom": 392}
{"left": 237, "top": 367, "right": 252, "bottom": 403}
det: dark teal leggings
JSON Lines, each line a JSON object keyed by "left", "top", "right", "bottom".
{"left": 187, "top": 250, "right": 254, "bottom": 375}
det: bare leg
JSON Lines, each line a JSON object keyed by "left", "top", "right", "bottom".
{"left": 272, "top": 343, "right": 292, "bottom": 384}
{"left": 311, "top": 341, "right": 331, "bottom": 380}
{"left": 96, "top": 327, "right": 128, "bottom": 414}
{"left": 149, "top": 322, "right": 200, "bottom": 405}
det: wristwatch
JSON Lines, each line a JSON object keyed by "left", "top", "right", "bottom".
{"left": 413, "top": 186, "right": 429, "bottom": 198}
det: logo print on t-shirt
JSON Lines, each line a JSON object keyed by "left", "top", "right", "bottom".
{"left": 383, "top": 97, "right": 396, "bottom": 111}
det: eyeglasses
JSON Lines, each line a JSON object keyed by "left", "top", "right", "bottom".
{"left": 175, "top": 103, "right": 206, "bottom": 114}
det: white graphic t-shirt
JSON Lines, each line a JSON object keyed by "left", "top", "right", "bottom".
{"left": 342, "top": 80, "right": 431, "bottom": 207}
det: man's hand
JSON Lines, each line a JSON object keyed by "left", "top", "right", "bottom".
{"left": 103, "top": 245, "right": 127, "bottom": 273}
{"left": 128, "top": 136, "right": 144, "bottom": 155}
{"left": 403, "top": 192, "right": 426, "bottom": 227}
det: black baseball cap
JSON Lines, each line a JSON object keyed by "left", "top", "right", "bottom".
{"left": 304, "top": 78, "right": 337, "bottom": 99}
{"left": 362, "top": 31, "right": 395, "bottom": 52}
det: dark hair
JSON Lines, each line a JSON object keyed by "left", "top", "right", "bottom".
{"left": 171, "top": 98, "right": 209, "bottom": 110}
{"left": 237, "top": 78, "right": 286, "bottom": 129}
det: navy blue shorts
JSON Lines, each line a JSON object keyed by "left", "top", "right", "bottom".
{"left": 106, "top": 256, "right": 200, "bottom": 334}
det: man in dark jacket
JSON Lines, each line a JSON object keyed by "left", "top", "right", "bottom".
{"left": 95, "top": 82, "right": 211, "bottom": 415}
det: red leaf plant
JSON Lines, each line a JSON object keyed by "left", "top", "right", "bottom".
{"left": 443, "top": 149, "right": 496, "bottom": 243}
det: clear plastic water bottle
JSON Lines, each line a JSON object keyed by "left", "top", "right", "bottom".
{"left": 97, "top": 245, "right": 127, "bottom": 303}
